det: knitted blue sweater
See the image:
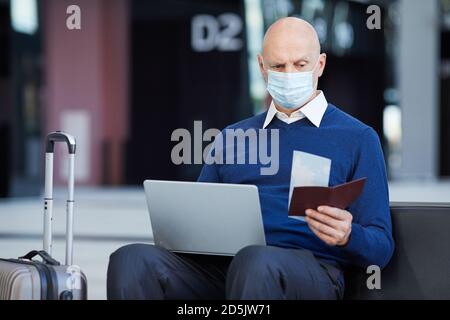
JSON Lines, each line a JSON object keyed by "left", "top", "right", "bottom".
{"left": 198, "top": 104, "right": 394, "bottom": 269}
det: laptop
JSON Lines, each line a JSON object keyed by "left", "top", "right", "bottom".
{"left": 143, "top": 180, "right": 266, "bottom": 256}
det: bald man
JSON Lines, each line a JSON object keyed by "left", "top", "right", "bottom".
{"left": 107, "top": 17, "right": 394, "bottom": 300}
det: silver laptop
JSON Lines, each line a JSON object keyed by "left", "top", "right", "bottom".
{"left": 143, "top": 180, "right": 266, "bottom": 256}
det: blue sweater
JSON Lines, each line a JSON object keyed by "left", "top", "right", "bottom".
{"left": 198, "top": 104, "right": 394, "bottom": 270}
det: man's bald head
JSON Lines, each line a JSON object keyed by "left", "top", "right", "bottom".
{"left": 262, "top": 17, "right": 321, "bottom": 59}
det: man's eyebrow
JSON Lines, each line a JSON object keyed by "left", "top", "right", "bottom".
{"left": 296, "top": 56, "right": 311, "bottom": 62}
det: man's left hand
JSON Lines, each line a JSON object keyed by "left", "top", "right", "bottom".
{"left": 305, "top": 206, "right": 352, "bottom": 246}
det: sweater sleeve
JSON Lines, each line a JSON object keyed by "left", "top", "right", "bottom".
{"left": 338, "top": 128, "right": 395, "bottom": 269}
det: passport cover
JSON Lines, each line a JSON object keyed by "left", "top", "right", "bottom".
{"left": 288, "top": 177, "right": 367, "bottom": 216}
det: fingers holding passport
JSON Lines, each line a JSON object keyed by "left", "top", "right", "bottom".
{"left": 305, "top": 206, "right": 353, "bottom": 246}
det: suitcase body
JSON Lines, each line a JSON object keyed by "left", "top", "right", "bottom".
{"left": 0, "top": 132, "right": 88, "bottom": 300}
{"left": 0, "top": 256, "right": 87, "bottom": 300}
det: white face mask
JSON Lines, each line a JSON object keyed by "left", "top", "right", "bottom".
{"left": 266, "top": 59, "right": 319, "bottom": 109}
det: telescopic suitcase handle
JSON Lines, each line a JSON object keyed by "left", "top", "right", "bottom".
{"left": 43, "top": 131, "right": 76, "bottom": 266}
{"left": 46, "top": 131, "right": 76, "bottom": 154}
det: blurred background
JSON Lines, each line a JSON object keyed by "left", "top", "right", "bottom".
{"left": 0, "top": 0, "right": 449, "bottom": 299}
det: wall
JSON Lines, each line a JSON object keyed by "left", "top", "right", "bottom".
{"left": 42, "top": 0, "right": 129, "bottom": 186}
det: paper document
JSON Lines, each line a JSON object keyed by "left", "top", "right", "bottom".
{"left": 288, "top": 151, "right": 331, "bottom": 207}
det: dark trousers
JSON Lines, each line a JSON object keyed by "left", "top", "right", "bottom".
{"left": 107, "top": 244, "right": 344, "bottom": 300}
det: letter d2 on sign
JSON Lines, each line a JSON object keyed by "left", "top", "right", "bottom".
{"left": 191, "top": 13, "right": 243, "bottom": 52}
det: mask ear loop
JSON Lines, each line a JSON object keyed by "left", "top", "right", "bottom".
{"left": 310, "top": 55, "right": 321, "bottom": 73}
{"left": 310, "top": 55, "right": 323, "bottom": 94}
{"left": 262, "top": 60, "right": 270, "bottom": 74}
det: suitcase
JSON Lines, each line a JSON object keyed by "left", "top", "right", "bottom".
{"left": 0, "top": 131, "right": 87, "bottom": 300}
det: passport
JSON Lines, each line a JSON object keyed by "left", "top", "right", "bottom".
{"left": 288, "top": 177, "right": 367, "bottom": 217}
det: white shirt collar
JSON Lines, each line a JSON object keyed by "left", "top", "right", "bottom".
{"left": 262, "top": 91, "right": 328, "bottom": 129}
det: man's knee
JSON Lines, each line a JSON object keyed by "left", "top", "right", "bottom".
{"left": 107, "top": 244, "right": 167, "bottom": 299}
{"left": 235, "top": 245, "right": 279, "bottom": 263}
{"left": 230, "top": 245, "right": 280, "bottom": 275}
{"left": 111, "top": 243, "right": 156, "bottom": 263}
{"left": 226, "top": 246, "right": 286, "bottom": 299}
{"left": 109, "top": 243, "right": 172, "bottom": 277}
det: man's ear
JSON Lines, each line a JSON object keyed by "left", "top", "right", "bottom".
{"left": 318, "top": 53, "right": 327, "bottom": 78}
{"left": 257, "top": 54, "right": 266, "bottom": 77}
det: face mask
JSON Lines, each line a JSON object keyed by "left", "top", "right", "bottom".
{"left": 266, "top": 59, "right": 319, "bottom": 109}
